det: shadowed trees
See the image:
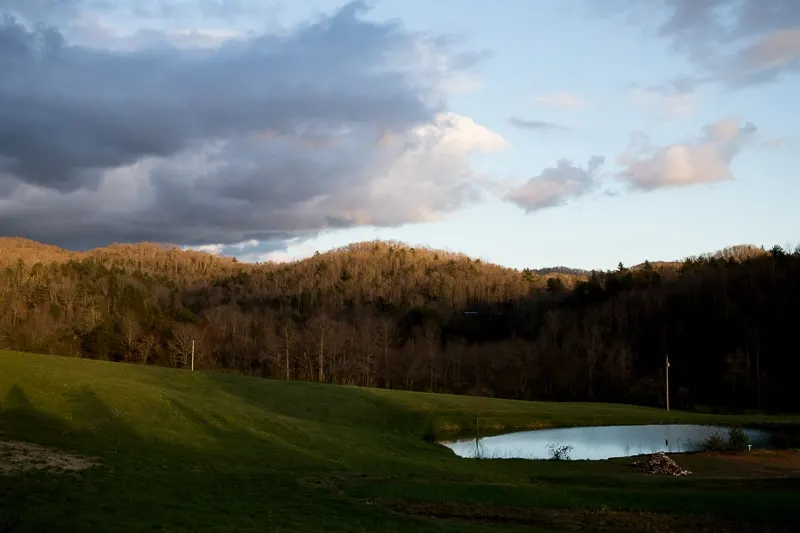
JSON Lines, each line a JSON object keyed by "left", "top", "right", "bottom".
{"left": 1, "top": 237, "right": 798, "bottom": 411}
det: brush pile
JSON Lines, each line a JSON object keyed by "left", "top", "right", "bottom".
{"left": 631, "top": 452, "right": 692, "bottom": 476}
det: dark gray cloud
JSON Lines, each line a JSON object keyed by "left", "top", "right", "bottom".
{"left": 0, "top": 5, "right": 430, "bottom": 191}
{"left": 0, "top": 2, "right": 504, "bottom": 249}
{"left": 505, "top": 155, "right": 604, "bottom": 212}
{"left": 508, "top": 117, "right": 568, "bottom": 131}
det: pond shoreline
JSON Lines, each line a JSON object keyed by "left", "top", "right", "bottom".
{"left": 439, "top": 424, "right": 774, "bottom": 461}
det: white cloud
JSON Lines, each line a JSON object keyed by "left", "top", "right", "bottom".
{"left": 505, "top": 155, "right": 604, "bottom": 212}
{"left": 184, "top": 244, "right": 225, "bottom": 255}
{"left": 533, "top": 92, "right": 587, "bottom": 109}
{"left": 254, "top": 238, "right": 318, "bottom": 263}
{"left": 183, "top": 239, "right": 260, "bottom": 255}
{"left": 616, "top": 117, "right": 757, "bottom": 190}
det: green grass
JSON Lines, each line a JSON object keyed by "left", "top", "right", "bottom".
{"left": 1, "top": 350, "right": 798, "bottom": 532}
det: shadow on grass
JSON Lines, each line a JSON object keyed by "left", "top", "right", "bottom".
{"left": 194, "top": 372, "right": 429, "bottom": 434}
{"left": 0, "top": 384, "right": 440, "bottom": 533}
{"left": 192, "top": 372, "right": 551, "bottom": 450}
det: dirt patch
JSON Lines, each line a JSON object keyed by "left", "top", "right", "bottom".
{"left": 379, "top": 500, "right": 792, "bottom": 532}
{"left": 0, "top": 440, "right": 99, "bottom": 475}
{"left": 681, "top": 450, "right": 800, "bottom": 479}
{"left": 715, "top": 451, "right": 800, "bottom": 476}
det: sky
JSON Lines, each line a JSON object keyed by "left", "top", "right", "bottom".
{"left": 1, "top": 0, "right": 798, "bottom": 270}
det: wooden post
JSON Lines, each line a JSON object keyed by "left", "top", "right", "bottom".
{"left": 475, "top": 405, "right": 480, "bottom": 458}
{"left": 191, "top": 340, "right": 195, "bottom": 372}
{"left": 665, "top": 354, "right": 670, "bottom": 412}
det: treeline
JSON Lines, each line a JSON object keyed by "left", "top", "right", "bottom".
{"left": 1, "top": 238, "right": 798, "bottom": 412}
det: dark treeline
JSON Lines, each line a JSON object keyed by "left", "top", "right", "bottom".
{"left": 1, "top": 238, "right": 798, "bottom": 412}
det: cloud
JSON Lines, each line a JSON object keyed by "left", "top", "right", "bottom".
{"left": 730, "top": 28, "right": 800, "bottom": 85}
{"left": 616, "top": 117, "right": 757, "bottom": 190}
{"left": 508, "top": 117, "right": 568, "bottom": 131}
{"left": 248, "top": 237, "right": 324, "bottom": 264}
{"left": 183, "top": 238, "right": 260, "bottom": 256}
{"left": 654, "top": 0, "right": 800, "bottom": 87}
{"left": 505, "top": 155, "right": 605, "bottom": 212}
{"left": 0, "top": 2, "right": 506, "bottom": 249}
{"left": 185, "top": 243, "right": 225, "bottom": 255}
{"left": 533, "top": 92, "right": 587, "bottom": 109}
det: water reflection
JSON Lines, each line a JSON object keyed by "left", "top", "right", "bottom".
{"left": 440, "top": 424, "right": 770, "bottom": 460}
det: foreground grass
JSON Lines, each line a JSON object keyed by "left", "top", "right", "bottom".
{"left": 1, "top": 351, "right": 798, "bottom": 532}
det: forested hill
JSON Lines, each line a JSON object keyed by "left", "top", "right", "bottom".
{"left": 1, "top": 238, "right": 797, "bottom": 412}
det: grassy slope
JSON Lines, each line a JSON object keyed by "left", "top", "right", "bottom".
{"left": 1, "top": 351, "right": 798, "bottom": 532}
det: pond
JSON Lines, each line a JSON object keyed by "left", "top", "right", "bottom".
{"left": 439, "top": 424, "right": 771, "bottom": 461}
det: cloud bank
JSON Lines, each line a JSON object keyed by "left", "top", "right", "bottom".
{"left": 0, "top": 1, "right": 506, "bottom": 249}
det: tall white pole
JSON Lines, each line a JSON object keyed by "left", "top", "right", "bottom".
{"left": 191, "top": 340, "right": 195, "bottom": 372}
{"left": 665, "top": 354, "right": 670, "bottom": 412}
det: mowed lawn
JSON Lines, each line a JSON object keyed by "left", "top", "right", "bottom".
{"left": 1, "top": 351, "right": 798, "bottom": 532}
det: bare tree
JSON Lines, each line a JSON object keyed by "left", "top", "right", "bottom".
{"left": 377, "top": 315, "right": 396, "bottom": 388}
{"left": 279, "top": 318, "right": 295, "bottom": 381}
{"left": 136, "top": 334, "right": 157, "bottom": 365}
{"left": 305, "top": 314, "right": 331, "bottom": 382}
{"left": 168, "top": 325, "right": 195, "bottom": 368}
{"left": 120, "top": 311, "right": 142, "bottom": 362}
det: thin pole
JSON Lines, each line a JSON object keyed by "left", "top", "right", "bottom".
{"left": 665, "top": 354, "right": 670, "bottom": 412}
{"left": 191, "top": 340, "right": 195, "bottom": 372}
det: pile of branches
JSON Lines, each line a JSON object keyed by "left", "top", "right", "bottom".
{"left": 632, "top": 452, "right": 692, "bottom": 476}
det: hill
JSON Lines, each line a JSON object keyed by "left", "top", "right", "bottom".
{"left": 1, "top": 351, "right": 799, "bottom": 532}
{"left": 0, "top": 237, "right": 798, "bottom": 411}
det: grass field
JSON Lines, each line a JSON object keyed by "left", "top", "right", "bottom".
{"left": 1, "top": 350, "right": 799, "bottom": 532}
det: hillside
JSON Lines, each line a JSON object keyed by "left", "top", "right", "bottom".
{"left": 1, "top": 351, "right": 799, "bottom": 532}
{"left": 0, "top": 237, "right": 798, "bottom": 411}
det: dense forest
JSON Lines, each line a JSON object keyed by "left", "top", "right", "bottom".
{"left": 1, "top": 237, "right": 798, "bottom": 412}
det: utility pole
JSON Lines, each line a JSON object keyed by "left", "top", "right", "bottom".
{"left": 191, "top": 340, "right": 195, "bottom": 372}
{"left": 665, "top": 354, "right": 670, "bottom": 412}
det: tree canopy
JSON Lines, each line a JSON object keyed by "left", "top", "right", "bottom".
{"left": 1, "top": 237, "right": 797, "bottom": 412}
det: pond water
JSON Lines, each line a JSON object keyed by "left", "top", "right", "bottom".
{"left": 439, "top": 424, "right": 771, "bottom": 461}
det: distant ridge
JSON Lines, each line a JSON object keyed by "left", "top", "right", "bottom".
{"left": 531, "top": 266, "right": 590, "bottom": 276}
{"left": 0, "top": 236, "right": 773, "bottom": 275}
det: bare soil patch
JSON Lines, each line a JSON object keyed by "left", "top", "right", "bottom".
{"left": 680, "top": 450, "right": 800, "bottom": 479}
{"left": 379, "top": 499, "right": 792, "bottom": 532}
{"left": 0, "top": 440, "right": 99, "bottom": 475}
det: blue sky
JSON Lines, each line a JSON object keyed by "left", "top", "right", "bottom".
{"left": 2, "top": 0, "right": 798, "bottom": 269}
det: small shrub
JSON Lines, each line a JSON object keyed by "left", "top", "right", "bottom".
{"left": 727, "top": 427, "right": 750, "bottom": 452}
{"left": 546, "top": 443, "right": 573, "bottom": 461}
{"left": 701, "top": 433, "right": 726, "bottom": 452}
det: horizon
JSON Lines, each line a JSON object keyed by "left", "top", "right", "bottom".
{"left": 1, "top": 1, "right": 798, "bottom": 271}
{"left": 3, "top": 234, "right": 783, "bottom": 273}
